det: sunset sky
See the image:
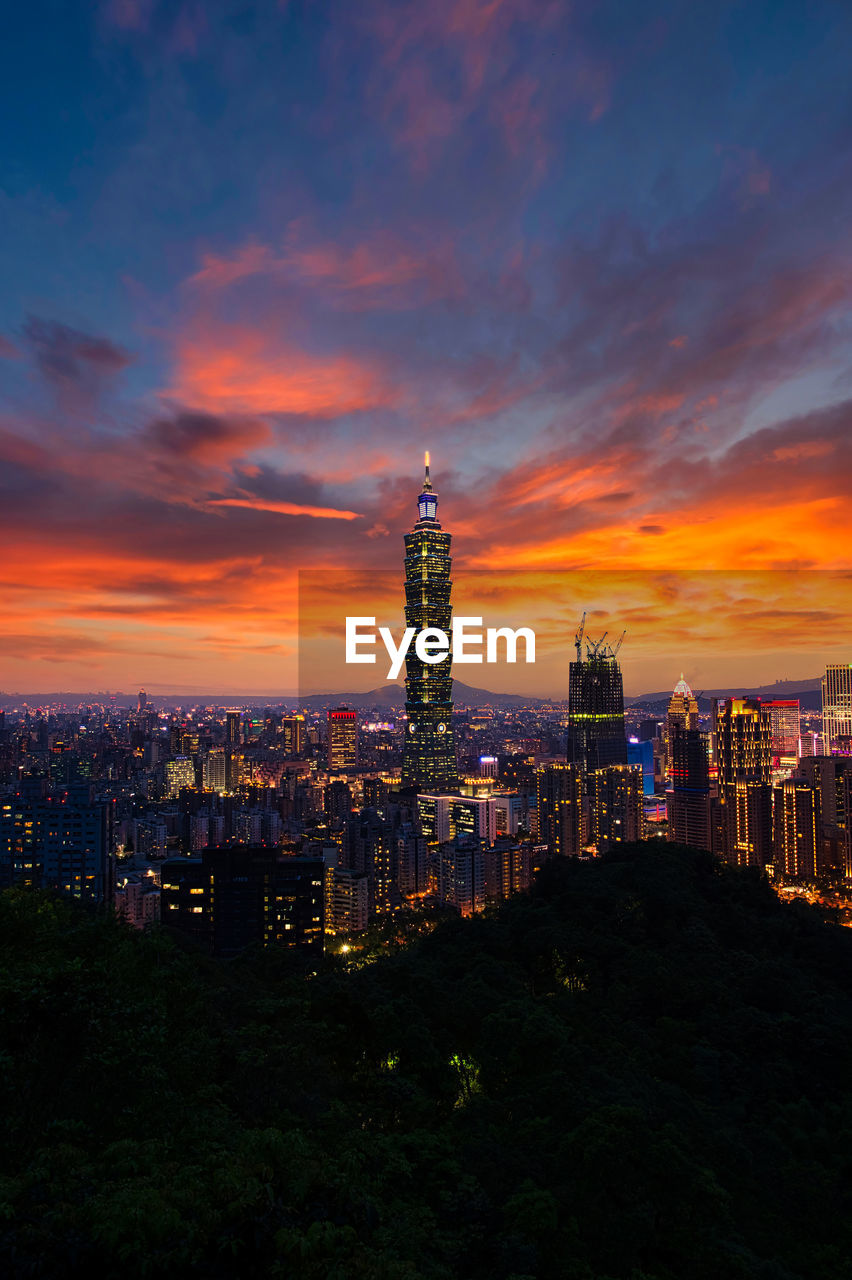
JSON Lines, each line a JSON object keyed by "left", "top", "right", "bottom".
{"left": 2, "top": 0, "right": 852, "bottom": 696}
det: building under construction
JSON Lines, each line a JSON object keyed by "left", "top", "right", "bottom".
{"left": 566, "top": 614, "right": 628, "bottom": 778}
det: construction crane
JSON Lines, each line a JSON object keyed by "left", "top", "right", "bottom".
{"left": 613, "top": 629, "right": 626, "bottom": 657}
{"left": 574, "top": 611, "right": 586, "bottom": 661}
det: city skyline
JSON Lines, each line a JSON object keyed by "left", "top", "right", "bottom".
{"left": 2, "top": 2, "right": 852, "bottom": 694}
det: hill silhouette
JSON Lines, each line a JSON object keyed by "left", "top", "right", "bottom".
{"left": 1, "top": 845, "right": 851, "bottom": 1278}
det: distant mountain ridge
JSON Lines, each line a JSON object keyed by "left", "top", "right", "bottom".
{"left": 627, "top": 677, "right": 823, "bottom": 713}
{"left": 0, "top": 681, "right": 549, "bottom": 711}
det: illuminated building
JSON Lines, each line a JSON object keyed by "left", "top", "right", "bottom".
{"left": 0, "top": 784, "right": 110, "bottom": 902}
{"left": 327, "top": 867, "right": 370, "bottom": 934}
{"left": 189, "top": 813, "right": 209, "bottom": 852}
{"left": 627, "top": 737, "right": 655, "bottom": 796}
{"left": 844, "top": 772, "right": 852, "bottom": 880}
{"left": 417, "top": 794, "right": 496, "bottom": 846}
{"left": 483, "top": 840, "right": 532, "bottom": 900}
{"left": 280, "top": 716, "right": 305, "bottom": 758}
{"left": 352, "top": 811, "right": 398, "bottom": 913}
{"left": 536, "top": 762, "right": 583, "bottom": 856}
{"left": 592, "top": 765, "right": 644, "bottom": 853}
{"left": 401, "top": 454, "right": 458, "bottom": 793}
{"left": 665, "top": 675, "right": 699, "bottom": 779}
{"left": 822, "top": 664, "right": 852, "bottom": 753}
{"left": 479, "top": 755, "right": 498, "bottom": 778}
{"left": 327, "top": 706, "right": 359, "bottom": 771}
{"left": 396, "top": 823, "right": 428, "bottom": 896}
{"left": 765, "top": 699, "right": 800, "bottom": 776}
{"left": 161, "top": 848, "right": 324, "bottom": 956}
{"left": 202, "top": 748, "right": 228, "bottom": 792}
{"left": 324, "top": 779, "right": 353, "bottom": 823}
{"left": 226, "top": 710, "right": 241, "bottom": 745}
{"left": 566, "top": 617, "right": 627, "bottom": 780}
{"left": 438, "top": 838, "right": 485, "bottom": 917}
{"left": 493, "top": 791, "right": 523, "bottom": 836}
{"left": 165, "top": 755, "right": 195, "bottom": 798}
{"left": 137, "top": 689, "right": 147, "bottom": 712}
{"left": 715, "top": 697, "right": 772, "bottom": 867}
{"left": 774, "top": 778, "right": 822, "bottom": 880}
{"left": 666, "top": 724, "right": 712, "bottom": 851}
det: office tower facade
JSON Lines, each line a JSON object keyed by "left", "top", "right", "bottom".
{"left": 280, "top": 716, "right": 305, "bottom": 758}
{"left": 666, "top": 724, "right": 712, "bottom": 851}
{"left": 774, "top": 778, "right": 823, "bottom": 880}
{"left": 765, "top": 699, "right": 800, "bottom": 759}
{"left": 417, "top": 794, "right": 496, "bottom": 847}
{"left": 0, "top": 785, "right": 110, "bottom": 902}
{"left": 665, "top": 674, "right": 699, "bottom": 778}
{"left": 328, "top": 707, "right": 359, "bottom": 770}
{"left": 203, "top": 748, "right": 228, "bottom": 793}
{"left": 566, "top": 618, "right": 627, "bottom": 779}
{"left": 715, "top": 697, "right": 772, "bottom": 867}
{"left": 396, "top": 823, "right": 428, "bottom": 896}
{"left": 165, "top": 755, "right": 195, "bottom": 798}
{"left": 226, "top": 710, "right": 241, "bottom": 745}
{"left": 401, "top": 455, "right": 458, "bottom": 792}
{"left": 438, "top": 838, "right": 485, "bottom": 917}
{"left": 137, "top": 689, "right": 148, "bottom": 712}
{"left": 592, "top": 765, "right": 644, "bottom": 853}
{"left": 327, "top": 867, "right": 370, "bottom": 934}
{"left": 822, "top": 664, "right": 852, "bottom": 753}
{"left": 667, "top": 674, "right": 699, "bottom": 734}
{"left": 536, "top": 762, "right": 584, "bottom": 856}
{"left": 161, "top": 848, "right": 324, "bottom": 957}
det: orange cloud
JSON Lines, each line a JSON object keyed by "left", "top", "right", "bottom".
{"left": 207, "top": 497, "right": 362, "bottom": 520}
{"left": 167, "top": 327, "right": 393, "bottom": 417}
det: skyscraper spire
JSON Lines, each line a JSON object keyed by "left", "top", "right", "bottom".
{"left": 417, "top": 452, "right": 439, "bottom": 525}
{"left": 402, "top": 456, "right": 458, "bottom": 793}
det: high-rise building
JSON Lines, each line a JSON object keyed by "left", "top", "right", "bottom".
{"left": 765, "top": 699, "right": 800, "bottom": 773}
{"left": 280, "top": 716, "right": 305, "bottom": 758}
{"left": 0, "top": 785, "right": 110, "bottom": 902}
{"left": 666, "top": 724, "right": 712, "bottom": 851}
{"left": 438, "top": 838, "right": 485, "bottom": 917}
{"left": 667, "top": 674, "right": 699, "bottom": 733}
{"left": 165, "top": 755, "right": 195, "bottom": 798}
{"left": 536, "top": 762, "right": 584, "bottom": 856}
{"left": 327, "top": 867, "right": 370, "bottom": 934}
{"left": 161, "top": 848, "right": 324, "bottom": 957}
{"left": 203, "top": 748, "right": 228, "bottom": 793}
{"left": 396, "top": 822, "right": 428, "bottom": 896}
{"left": 327, "top": 707, "right": 358, "bottom": 771}
{"left": 665, "top": 674, "right": 699, "bottom": 779}
{"left": 822, "top": 665, "right": 852, "bottom": 753}
{"left": 401, "top": 455, "right": 458, "bottom": 793}
{"left": 416, "top": 794, "right": 495, "bottom": 847}
{"left": 715, "top": 697, "right": 772, "bottom": 867}
{"left": 592, "top": 765, "right": 644, "bottom": 853}
{"left": 226, "top": 710, "right": 241, "bottom": 746}
{"left": 566, "top": 617, "right": 627, "bottom": 780}
{"left": 774, "top": 778, "right": 823, "bottom": 880}
{"left": 137, "top": 689, "right": 148, "bottom": 712}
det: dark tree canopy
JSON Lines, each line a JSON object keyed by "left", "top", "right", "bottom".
{"left": 1, "top": 844, "right": 851, "bottom": 1279}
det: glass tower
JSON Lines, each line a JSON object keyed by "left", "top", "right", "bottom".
{"left": 401, "top": 455, "right": 459, "bottom": 792}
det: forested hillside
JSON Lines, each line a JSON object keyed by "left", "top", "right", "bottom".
{"left": 2, "top": 845, "right": 851, "bottom": 1279}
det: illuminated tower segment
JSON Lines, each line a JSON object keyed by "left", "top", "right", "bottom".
{"left": 401, "top": 454, "right": 459, "bottom": 792}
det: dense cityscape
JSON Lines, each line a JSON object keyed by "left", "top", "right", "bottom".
{"left": 2, "top": 462, "right": 850, "bottom": 956}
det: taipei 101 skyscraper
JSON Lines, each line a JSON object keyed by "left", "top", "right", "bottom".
{"left": 401, "top": 454, "right": 459, "bottom": 792}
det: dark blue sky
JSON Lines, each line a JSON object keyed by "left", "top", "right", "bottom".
{"left": 1, "top": 0, "right": 851, "bottom": 691}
